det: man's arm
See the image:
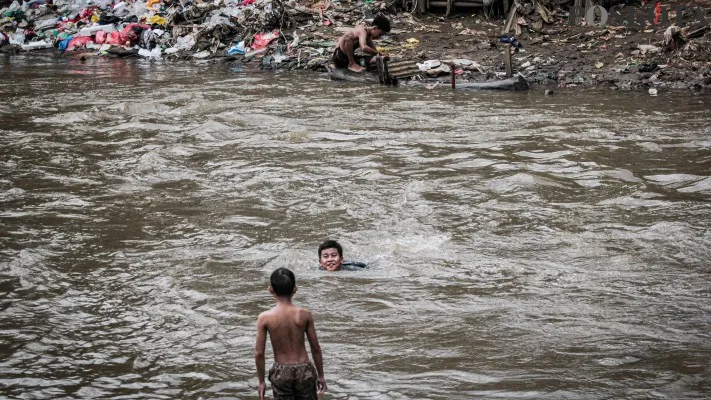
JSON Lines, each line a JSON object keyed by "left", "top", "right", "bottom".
{"left": 255, "top": 314, "right": 268, "bottom": 399}
{"left": 305, "top": 311, "right": 328, "bottom": 394}
{"left": 357, "top": 26, "right": 378, "bottom": 55}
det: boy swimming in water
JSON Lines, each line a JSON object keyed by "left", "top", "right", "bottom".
{"left": 332, "top": 15, "right": 391, "bottom": 73}
{"left": 255, "top": 268, "right": 327, "bottom": 399}
{"left": 318, "top": 240, "right": 344, "bottom": 271}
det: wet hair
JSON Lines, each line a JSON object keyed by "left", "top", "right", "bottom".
{"left": 373, "top": 15, "right": 391, "bottom": 34}
{"left": 270, "top": 268, "right": 295, "bottom": 297}
{"left": 318, "top": 240, "right": 343, "bottom": 258}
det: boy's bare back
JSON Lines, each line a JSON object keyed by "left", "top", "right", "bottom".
{"left": 257, "top": 303, "right": 316, "bottom": 364}
{"left": 255, "top": 267, "right": 326, "bottom": 399}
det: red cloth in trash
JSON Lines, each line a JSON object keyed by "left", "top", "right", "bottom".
{"left": 66, "top": 36, "right": 94, "bottom": 51}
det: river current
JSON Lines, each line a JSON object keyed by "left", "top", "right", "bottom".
{"left": 0, "top": 55, "right": 709, "bottom": 399}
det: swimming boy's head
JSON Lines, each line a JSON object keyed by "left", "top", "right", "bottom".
{"left": 270, "top": 267, "right": 296, "bottom": 297}
{"left": 370, "top": 15, "right": 391, "bottom": 39}
{"left": 318, "top": 240, "right": 344, "bottom": 272}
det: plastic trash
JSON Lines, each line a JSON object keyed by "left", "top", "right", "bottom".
{"left": 105, "top": 31, "right": 127, "bottom": 45}
{"left": 35, "top": 18, "right": 58, "bottom": 31}
{"left": 79, "top": 24, "right": 117, "bottom": 37}
{"left": 165, "top": 34, "right": 195, "bottom": 54}
{"left": 95, "top": 30, "right": 107, "bottom": 44}
{"left": 499, "top": 35, "right": 522, "bottom": 49}
{"left": 252, "top": 31, "right": 279, "bottom": 50}
{"left": 227, "top": 40, "right": 246, "bottom": 55}
{"left": 174, "top": 34, "right": 195, "bottom": 50}
{"left": 21, "top": 40, "right": 53, "bottom": 50}
{"left": 417, "top": 59, "right": 441, "bottom": 71}
{"left": 8, "top": 32, "right": 25, "bottom": 45}
{"left": 272, "top": 53, "right": 289, "bottom": 63}
{"left": 112, "top": 1, "right": 127, "bottom": 13}
{"left": 148, "top": 15, "right": 167, "bottom": 25}
{"left": 57, "top": 35, "right": 74, "bottom": 51}
{"left": 138, "top": 46, "right": 161, "bottom": 59}
{"left": 66, "top": 36, "right": 94, "bottom": 51}
{"left": 244, "top": 46, "right": 267, "bottom": 59}
{"left": 193, "top": 50, "right": 210, "bottom": 58}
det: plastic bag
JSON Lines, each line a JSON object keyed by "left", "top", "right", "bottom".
{"left": 227, "top": 40, "right": 246, "bottom": 55}
{"left": 95, "top": 30, "right": 107, "bottom": 44}
{"left": 66, "top": 36, "right": 94, "bottom": 51}
{"left": 148, "top": 15, "right": 166, "bottom": 25}
{"left": 252, "top": 31, "right": 278, "bottom": 50}
{"left": 57, "top": 35, "right": 74, "bottom": 51}
{"left": 9, "top": 32, "right": 25, "bottom": 45}
{"left": 105, "top": 31, "right": 127, "bottom": 45}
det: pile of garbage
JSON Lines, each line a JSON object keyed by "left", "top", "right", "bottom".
{"left": 0, "top": 0, "right": 322, "bottom": 62}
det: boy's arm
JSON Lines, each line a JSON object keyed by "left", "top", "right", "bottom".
{"left": 305, "top": 311, "right": 327, "bottom": 393}
{"left": 357, "top": 27, "right": 378, "bottom": 55}
{"left": 255, "top": 314, "right": 268, "bottom": 398}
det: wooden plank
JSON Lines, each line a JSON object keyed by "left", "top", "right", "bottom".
{"left": 417, "top": 0, "right": 426, "bottom": 13}
{"left": 504, "top": 44, "right": 512, "bottom": 78}
{"left": 430, "top": 1, "right": 483, "bottom": 8}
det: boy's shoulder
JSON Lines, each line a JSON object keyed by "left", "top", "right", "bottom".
{"left": 259, "top": 304, "right": 313, "bottom": 321}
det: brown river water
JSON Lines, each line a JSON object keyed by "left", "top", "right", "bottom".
{"left": 0, "top": 55, "right": 710, "bottom": 399}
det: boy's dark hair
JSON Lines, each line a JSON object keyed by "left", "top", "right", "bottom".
{"left": 373, "top": 15, "right": 391, "bottom": 33}
{"left": 270, "top": 268, "right": 296, "bottom": 297}
{"left": 318, "top": 240, "right": 343, "bottom": 258}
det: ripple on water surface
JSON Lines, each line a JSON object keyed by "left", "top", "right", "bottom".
{"left": 0, "top": 57, "right": 709, "bottom": 399}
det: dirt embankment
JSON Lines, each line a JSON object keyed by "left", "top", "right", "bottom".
{"left": 354, "top": 1, "right": 711, "bottom": 91}
{"left": 2, "top": 0, "right": 708, "bottom": 90}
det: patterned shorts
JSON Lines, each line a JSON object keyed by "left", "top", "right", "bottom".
{"left": 268, "top": 361, "right": 318, "bottom": 400}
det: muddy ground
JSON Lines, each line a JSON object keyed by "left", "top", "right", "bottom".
{"left": 273, "top": 1, "right": 711, "bottom": 91}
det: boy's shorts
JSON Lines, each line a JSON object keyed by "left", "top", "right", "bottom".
{"left": 332, "top": 47, "right": 366, "bottom": 69}
{"left": 268, "top": 361, "right": 318, "bottom": 400}
{"left": 333, "top": 47, "right": 349, "bottom": 69}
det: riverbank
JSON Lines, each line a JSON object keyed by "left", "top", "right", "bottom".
{"left": 2, "top": 0, "right": 709, "bottom": 91}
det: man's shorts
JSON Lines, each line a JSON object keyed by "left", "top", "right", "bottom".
{"left": 268, "top": 361, "right": 318, "bottom": 400}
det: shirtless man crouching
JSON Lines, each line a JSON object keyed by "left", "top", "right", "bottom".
{"left": 332, "top": 15, "right": 391, "bottom": 73}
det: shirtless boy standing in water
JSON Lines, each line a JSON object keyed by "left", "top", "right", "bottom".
{"left": 255, "top": 268, "right": 327, "bottom": 399}
{"left": 332, "top": 15, "right": 391, "bottom": 72}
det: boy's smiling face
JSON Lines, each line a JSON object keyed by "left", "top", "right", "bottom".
{"left": 319, "top": 247, "right": 343, "bottom": 271}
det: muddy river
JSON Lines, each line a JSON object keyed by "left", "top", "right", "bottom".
{"left": 1, "top": 55, "right": 710, "bottom": 399}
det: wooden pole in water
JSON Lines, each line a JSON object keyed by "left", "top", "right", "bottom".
{"left": 450, "top": 63, "right": 456, "bottom": 89}
{"left": 376, "top": 55, "right": 385, "bottom": 85}
{"left": 504, "top": 44, "right": 513, "bottom": 78}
